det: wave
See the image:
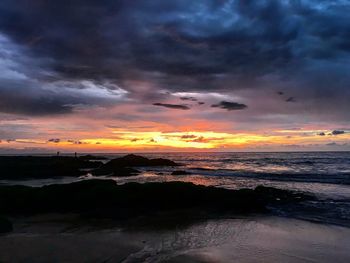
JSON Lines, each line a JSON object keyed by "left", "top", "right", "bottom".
{"left": 270, "top": 199, "right": 350, "bottom": 228}
{"left": 186, "top": 167, "right": 350, "bottom": 185}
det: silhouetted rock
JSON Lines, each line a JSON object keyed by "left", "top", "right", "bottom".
{"left": 148, "top": 158, "right": 179, "bottom": 166}
{"left": 0, "top": 154, "right": 180, "bottom": 181}
{"left": 0, "top": 156, "right": 102, "bottom": 180}
{"left": 92, "top": 154, "right": 179, "bottom": 176}
{"left": 254, "top": 186, "right": 310, "bottom": 204}
{"left": 105, "top": 154, "right": 180, "bottom": 167}
{"left": 0, "top": 217, "right": 13, "bottom": 233}
{"left": 0, "top": 180, "right": 313, "bottom": 221}
{"left": 92, "top": 167, "right": 140, "bottom": 177}
{"left": 171, "top": 170, "right": 192, "bottom": 175}
{"left": 78, "top": 155, "right": 107, "bottom": 160}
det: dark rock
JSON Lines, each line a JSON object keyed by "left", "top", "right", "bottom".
{"left": 0, "top": 156, "right": 102, "bottom": 180}
{"left": 0, "top": 154, "right": 179, "bottom": 181}
{"left": 112, "top": 168, "right": 140, "bottom": 177}
{"left": 104, "top": 154, "right": 180, "bottom": 168}
{"left": 91, "top": 154, "right": 179, "bottom": 176}
{"left": 0, "top": 180, "right": 313, "bottom": 221}
{"left": 171, "top": 170, "right": 191, "bottom": 175}
{"left": 148, "top": 158, "right": 179, "bottom": 166}
{"left": 78, "top": 155, "right": 107, "bottom": 160}
{"left": 0, "top": 217, "right": 13, "bottom": 233}
{"left": 254, "top": 186, "right": 313, "bottom": 203}
{"left": 92, "top": 167, "right": 140, "bottom": 177}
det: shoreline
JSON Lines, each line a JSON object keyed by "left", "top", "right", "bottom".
{"left": 1, "top": 216, "right": 349, "bottom": 263}
{"left": 1, "top": 153, "right": 349, "bottom": 262}
{"left": 0, "top": 179, "right": 313, "bottom": 229}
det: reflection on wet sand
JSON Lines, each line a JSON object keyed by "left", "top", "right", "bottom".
{"left": 1, "top": 217, "right": 349, "bottom": 263}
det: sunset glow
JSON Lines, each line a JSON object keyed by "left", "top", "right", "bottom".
{"left": 3, "top": 126, "right": 350, "bottom": 152}
{"left": 0, "top": 1, "right": 349, "bottom": 153}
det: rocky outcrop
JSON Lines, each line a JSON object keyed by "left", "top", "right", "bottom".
{"left": 78, "top": 155, "right": 107, "bottom": 160}
{"left": 0, "top": 156, "right": 102, "bottom": 180}
{"left": 91, "top": 167, "right": 140, "bottom": 177}
{"left": 0, "top": 217, "right": 13, "bottom": 233}
{"left": 0, "top": 154, "right": 180, "bottom": 180}
{"left": 91, "top": 154, "right": 179, "bottom": 176}
{"left": 104, "top": 154, "right": 179, "bottom": 167}
{"left": 0, "top": 180, "right": 313, "bottom": 221}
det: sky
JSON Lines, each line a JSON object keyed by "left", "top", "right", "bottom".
{"left": 0, "top": 0, "right": 350, "bottom": 153}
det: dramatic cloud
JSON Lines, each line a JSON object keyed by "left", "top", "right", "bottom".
{"left": 180, "top": 97, "right": 197, "bottom": 102}
{"left": 326, "top": 142, "right": 337, "bottom": 146}
{"left": 0, "top": 33, "right": 128, "bottom": 116}
{"left": 0, "top": 1, "right": 349, "bottom": 118}
{"left": 180, "top": 135, "right": 197, "bottom": 139}
{"left": 0, "top": 1, "right": 349, "bottom": 94}
{"left": 286, "top": 97, "right": 296, "bottom": 103}
{"left": 48, "top": 138, "right": 60, "bottom": 143}
{"left": 0, "top": 1, "right": 350, "bottom": 151}
{"left": 153, "top": 103, "right": 190, "bottom": 110}
{"left": 332, "top": 130, "right": 345, "bottom": 135}
{"left": 211, "top": 101, "right": 247, "bottom": 111}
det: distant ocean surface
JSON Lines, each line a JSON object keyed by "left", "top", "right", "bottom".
{"left": 2, "top": 152, "right": 350, "bottom": 226}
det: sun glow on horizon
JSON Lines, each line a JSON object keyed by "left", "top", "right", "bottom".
{"left": 2, "top": 129, "right": 349, "bottom": 152}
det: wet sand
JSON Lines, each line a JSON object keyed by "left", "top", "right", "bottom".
{"left": 0, "top": 216, "right": 349, "bottom": 263}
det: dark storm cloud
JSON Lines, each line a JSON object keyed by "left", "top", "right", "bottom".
{"left": 286, "top": 97, "right": 296, "bottom": 103}
{"left": 0, "top": 0, "right": 348, "bottom": 79}
{"left": 326, "top": 142, "right": 337, "bottom": 146}
{"left": 0, "top": 89, "right": 73, "bottom": 115}
{"left": 211, "top": 101, "right": 247, "bottom": 111}
{"left": 48, "top": 138, "right": 60, "bottom": 143}
{"left": 0, "top": 31, "right": 128, "bottom": 116}
{"left": 332, "top": 130, "right": 345, "bottom": 135}
{"left": 180, "top": 135, "right": 197, "bottom": 139}
{"left": 0, "top": 0, "right": 350, "bottom": 118}
{"left": 180, "top": 97, "right": 197, "bottom": 102}
{"left": 0, "top": 78, "right": 127, "bottom": 116}
{"left": 153, "top": 103, "right": 190, "bottom": 110}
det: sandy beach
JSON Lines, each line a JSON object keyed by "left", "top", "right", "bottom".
{"left": 1, "top": 216, "right": 349, "bottom": 263}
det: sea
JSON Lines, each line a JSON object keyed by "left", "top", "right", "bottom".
{"left": 2, "top": 152, "right": 350, "bottom": 226}
{"left": 1, "top": 152, "right": 350, "bottom": 262}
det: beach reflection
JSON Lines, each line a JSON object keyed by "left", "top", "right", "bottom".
{"left": 122, "top": 217, "right": 350, "bottom": 263}
{"left": 2, "top": 217, "right": 349, "bottom": 262}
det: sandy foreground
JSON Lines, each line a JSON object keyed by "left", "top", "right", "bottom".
{"left": 0, "top": 215, "right": 349, "bottom": 263}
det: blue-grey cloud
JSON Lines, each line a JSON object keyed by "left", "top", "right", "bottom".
{"left": 332, "top": 130, "right": 345, "bottom": 135}
{"left": 286, "top": 97, "right": 296, "bottom": 103}
{"left": 153, "top": 103, "right": 190, "bottom": 110}
{"left": 0, "top": 0, "right": 349, "bottom": 120}
{"left": 48, "top": 138, "right": 60, "bottom": 143}
{"left": 0, "top": 33, "right": 128, "bottom": 116}
{"left": 211, "top": 101, "right": 247, "bottom": 111}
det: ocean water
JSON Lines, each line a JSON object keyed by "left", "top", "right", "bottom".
{"left": 1, "top": 152, "right": 350, "bottom": 262}
{"left": 94, "top": 152, "right": 350, "bottom": 197}
{"left": 1, "top": 152, "right": 350, "bottom": 226}
{"left": 127, "top": 152, "right": 350, "bottom": 227}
